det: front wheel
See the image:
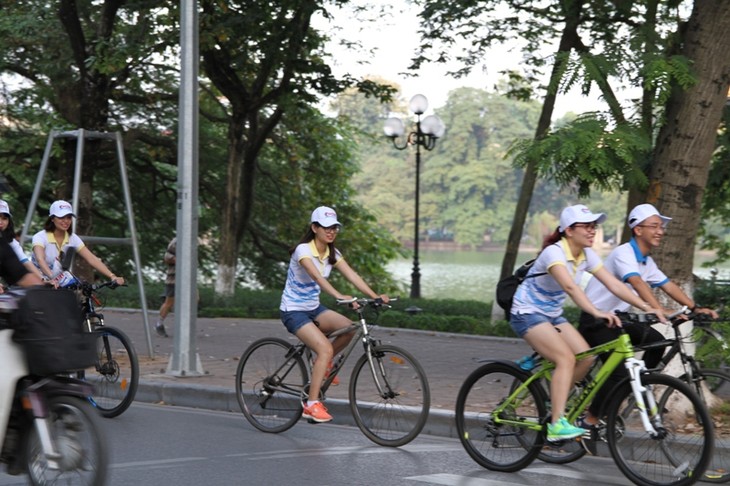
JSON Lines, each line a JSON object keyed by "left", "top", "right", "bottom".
{"left": 455, "top": 362, "right": 546, "bottom": 472}
{"left": 349, "top": 344, "right": 430, "bottom": 447}
{"left": 81, "top": 326, "right": 139, "bottom": 418}
{"left": 605, "top": 373, "right": 713, "bottom": 486}
{"left": 236, "top": 337, "right": 308, "bottom": 433}
{"left": 24, "top": 396, "right": 108, "bottom": 486}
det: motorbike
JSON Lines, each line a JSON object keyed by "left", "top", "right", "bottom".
{"left": 0, "top": 286, "right": 108, "bottom": 485}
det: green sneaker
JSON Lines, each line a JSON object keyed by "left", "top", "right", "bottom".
{"left": 547, "top": 417, "right": 587, "bottom": 442}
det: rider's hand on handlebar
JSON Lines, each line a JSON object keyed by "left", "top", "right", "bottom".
{"left": 377, "top": 294, "right": 390, "bottom": 305}
{"left": 110, "top": 275, "right": 125, "bottom": 286}
{"left": 596, "top": 311, "right": 622, "bottom": 329}
{"left": 648, "top": 307, "right": 668, "bottom": 324}
{"left": 694, "top": 306, "right": 719, "bottom": 320}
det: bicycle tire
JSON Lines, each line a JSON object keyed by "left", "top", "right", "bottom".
{"left": 455, "top": 362, "right": 546, "bottom": 472}
{"left": 605, "top": 373, "right": 713, "bottom": 486}
{"left": 685, "top": 368, "right": 730, "bottom": 483}
{"left": 235, "top": 337, "right": 307, "bottom": 433}
{"left": 349, "top": 344, "right": 430, "bottom": 447}
{"left": 24, "top": 396, "right": 108, "bottom": 486}
{"left": 81, "top": 326, "right": 139, "bottom": 418}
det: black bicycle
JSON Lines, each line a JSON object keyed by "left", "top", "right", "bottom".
{"left": 66, "top": 279, "right": 140, "bottom": 418}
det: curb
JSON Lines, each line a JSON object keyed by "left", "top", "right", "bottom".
{"left": 136, "top": 380, "right": 458, "bottom": 438}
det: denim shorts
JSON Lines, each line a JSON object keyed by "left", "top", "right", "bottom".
{"left": 510, "top": 312, "right": 568, "bottom": 338}
{"left": 280, "top": 304, "right": 329, "bottom": 334}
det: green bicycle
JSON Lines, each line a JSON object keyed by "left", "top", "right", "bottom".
{"left": 455, "top": 313, "right": 714, "bottom": 486}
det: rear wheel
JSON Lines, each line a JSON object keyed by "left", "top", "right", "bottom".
{"left": 455, "top": 362, "right": 546, "bottom": 472}
{"left": 687, "top": 368, "right": 730, "bottom": 483}
{"left": 605, "top": 373, "right": 713, "bottom": 486}
{"left": 81, "top": 326, "right": 139, "bottom": 418}
{"left": 349, "top": 344, "right": 430, "bottom": 447}
{"left": 236, "top": 338, "right": 308, "bottom": 433}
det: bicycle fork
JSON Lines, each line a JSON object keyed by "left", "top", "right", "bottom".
{"left": 624, "top": 357, "right": 661, "bottom": 437}
{"left": 363, "top": 341, "right": 396, "bottom": 399}
{"left": 23, "top": 389, "right": 62, "bottom": 470}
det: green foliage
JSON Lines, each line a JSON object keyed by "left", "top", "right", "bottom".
{"left": 508, "top": 113, "right": 652, "bottom": 197}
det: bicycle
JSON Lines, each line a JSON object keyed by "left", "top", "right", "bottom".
{"left": 624, "top": 309, "right": 729, "bottom": 483}
{"left": 235, "top": 297, "right": 431, "bottom": 447}
{"left": 66, "top": 278, "right": 140, "bottom": 418}
{"left": 455, "top": 312, "right": 714, "bottom": 486}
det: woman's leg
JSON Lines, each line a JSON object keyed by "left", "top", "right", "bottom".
{"left": 555, "top": 323, "right": 594, "bottom": 383}
{"left": 295, "top": 322, "right": 334, "bottom": 403}
{"left": 311, "top": 309, "right": 354, "bottom": 357}
{"left": 524, "top": 323, "right": 578, "bottom": 423}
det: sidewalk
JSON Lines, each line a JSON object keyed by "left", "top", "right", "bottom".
{"left": 103, "top": 309, "right": 533, "bottom": 437}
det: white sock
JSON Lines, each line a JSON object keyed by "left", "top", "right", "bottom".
{"left": 307, "top": 400, "right": 319, "bottom": 407}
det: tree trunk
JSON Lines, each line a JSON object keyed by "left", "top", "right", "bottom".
{"left": 494, "top": 1, "right": 585, "bottom": 321}
{"left": 649, "top": 0, "right": 730, "bottom": 289}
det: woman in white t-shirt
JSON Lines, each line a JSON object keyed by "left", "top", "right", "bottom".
{"left": 510, "top": 204, "right": 665, "bottom": 442}
{"left": 279, "top": 206, "right": 389, "bottom": 423}
{"left": 31, "top": 200, "right": 124, "bottom": 287}
{"left": 0, "top": 200, "right": 43, "bottom": 282}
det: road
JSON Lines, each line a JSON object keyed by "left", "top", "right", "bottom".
{"left": 1, "top": 402, "right": 637, "bottom": 486}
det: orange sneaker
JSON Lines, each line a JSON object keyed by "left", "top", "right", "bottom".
{"left": 302, "top": 401, "right": 332, "bottom": 423}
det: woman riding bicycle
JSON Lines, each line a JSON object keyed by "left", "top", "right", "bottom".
{"left": 510, "top": 204, "right": 665, "bottom": 442}
{"left": 279, "top": 206, "right": 389, "bottom": 423}
{"left": 30, "top": 200, "right": 124, "bottom": 287}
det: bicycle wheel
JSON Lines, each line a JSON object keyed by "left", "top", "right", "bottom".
{"left": 694, "top": 327, "right": 729, "bottom": 378}
{"left": 236, "top": 337, "right": 308, "bottom": 433}
{"left": 605, "top": 373, "right": 713, "bottom": 486}
{"left": 81, "top": 326, "right": 139, "bottom": 418}
{"left": 455, "top": 362, "right": 546, "bottom": 472}
{"left": 689, "top": 368, "right": 730, "bottom": 483}
{"left": 24, "top": 396, "right": 108, "bottom": 486}
{"left": 349, "top": 344, "right": 430, "bottom": 447}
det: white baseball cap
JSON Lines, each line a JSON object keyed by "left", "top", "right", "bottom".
{"left": 0, "top": 200, "right": 10, "bottom": 216}
{"left": 49, "top": 200, "right": 76, "bottom": 218}
{"left": 627, "top": 203, "right": 671, "bottom": 229}
{"left": 311, "top": 206, "right": 340, "bottom": 227}
{"left": 559, "top": 204, "right": 607, "bottom": 232}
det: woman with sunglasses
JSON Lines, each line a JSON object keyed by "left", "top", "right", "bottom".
{"left": 279, "top": 206, "right": 389, "bottom": 423}
{"left": 509, "top": 204, "right": 665, "bottom": 442}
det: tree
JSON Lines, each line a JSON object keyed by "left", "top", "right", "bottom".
{"left": 197, "top": 0, "right": 395, "bottom": 296}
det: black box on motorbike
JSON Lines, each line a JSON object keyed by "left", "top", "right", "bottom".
{"left": 11, "top": 286, "right": 97, "bottom": 376}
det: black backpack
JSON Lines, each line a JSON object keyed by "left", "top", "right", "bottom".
{"left": 495, "top": 259, "right": 547, "bottom": 313}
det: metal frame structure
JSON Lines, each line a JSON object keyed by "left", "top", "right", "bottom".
{"left": 19, "top": 129, "right": 153, "bottom": 357}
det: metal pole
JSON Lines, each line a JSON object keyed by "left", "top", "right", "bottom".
{"left": 411, "top": 125, "right": 421, "bottom": 299}
{"left": 167, "top": 0, "right": 203, "bottom": 376}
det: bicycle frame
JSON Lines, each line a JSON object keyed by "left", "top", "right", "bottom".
{"left": 495, "top": 333, "right": 660, "bottom": 436}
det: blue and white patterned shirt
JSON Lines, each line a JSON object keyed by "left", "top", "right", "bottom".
{"left": 280, "top": 241, "right": 343, "bottom": 312}
{"left": 512, "top": 238, "right": 603, "bottom": 318}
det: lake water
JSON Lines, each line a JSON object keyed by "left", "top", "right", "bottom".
{"left": 387, "top": 249, "right": 730, "bottom": 302}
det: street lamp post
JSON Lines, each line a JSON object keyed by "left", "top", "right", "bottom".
{"left": 383, "top": 94, "right": 445, "bottom": 299}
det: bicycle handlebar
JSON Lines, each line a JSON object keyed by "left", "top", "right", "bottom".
{"left": 335, "top": 296, "right": 398, "bottom": 310}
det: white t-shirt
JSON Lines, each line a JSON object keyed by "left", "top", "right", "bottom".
{"left": 512, "top": 238, "right": 603, "bottom": 318}
{"left": 584, "top": 238, "right": 669, "bottom": 313}
{"left": 280, "top": 241, "right": 343, "bottom": 312}
{"left": 31, "top": 230, "right": 85, "bottom": 278}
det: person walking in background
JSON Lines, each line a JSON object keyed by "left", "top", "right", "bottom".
{"left": 0, "top": 200, "right": 43, "bottom": 281}
{"left": 577, "top": 203, "right": 718, "bottom": 431}
{"left": 280, "top": 206, "right": 389, "bottom": 423}
{"left": 510, "top": 204, "right": 665, "bottom": 442}
{"left": 31, "top": 200, "right": 125, "bottom": 287}
{"left": 155, "top": 236, "right": 176, "bottom": 337}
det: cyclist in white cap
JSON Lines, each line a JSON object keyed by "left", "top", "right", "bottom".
{"left": 31, "top": 200, "right": 125, "bottom": 287}
{"left": 510, "top": 204, "right": 665, "bottom": 442}
{"left": 577, "top": 203, "right": 718, "bottom": 433}
{"left": 0, "top": 200, "right": 43, "bottom": 283}
{"left": 279, "top": 206, "right": 389, "bottom": 423}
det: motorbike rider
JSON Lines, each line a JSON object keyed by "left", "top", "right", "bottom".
{"left": 0, "top": 237, "right": 43, "bottom": 291}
